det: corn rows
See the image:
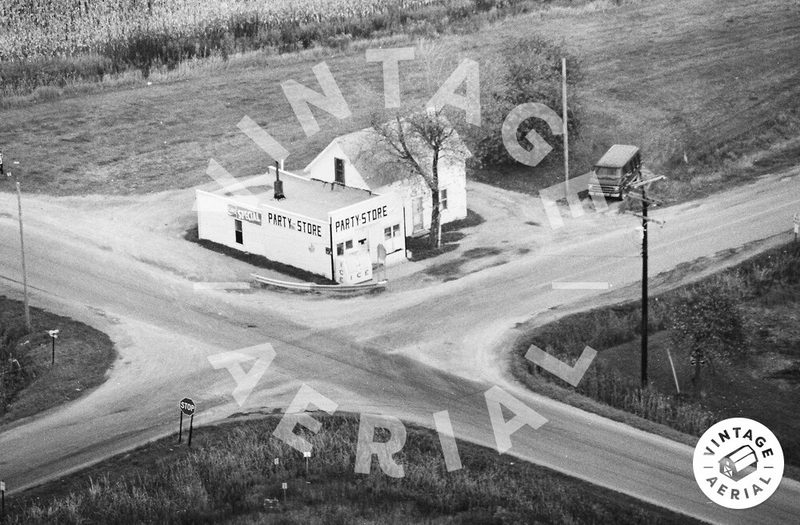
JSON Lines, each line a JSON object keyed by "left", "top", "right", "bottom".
{"left": 0, "top": 0, "right": 449, "bottom": 61}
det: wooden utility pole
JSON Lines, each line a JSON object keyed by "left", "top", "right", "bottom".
{"left": 562, "top": 58, "right": 569, "bottom": 199}
{"left": 625, "top": 174, "right": 666, "bottom": 387}
{"left": 15, "top": 179, "right": 31, "bottom": 333}
{"left": 640, "top": 185, "right": 649, "bottom": 387}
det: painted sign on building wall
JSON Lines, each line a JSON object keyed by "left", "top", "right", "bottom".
{"left": 228, "top": 205, "right": 262, "bottom": 225}
{"left": 266, "top": 211, "right": 324, "bottom": 237}
{"left": 334, "top": 205, "right": 389, "bottom": 233}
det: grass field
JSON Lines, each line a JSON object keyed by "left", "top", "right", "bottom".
{"left": 0, "top": 0, "right": 797, "bottom": 203}
{"left": 6, "top": 412, "right": 700, "bottom": 523}
{"left": 511, "top": 241, "right": 800, "bottom": 467}
{"left": 0, "top": 295, "right": 116, "bottom": 425}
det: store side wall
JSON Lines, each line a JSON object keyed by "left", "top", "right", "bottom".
{"left": 195, "top": 190, "right": 333, "bottom": 280}
{"left": 329, "top": 192, "right": 406, "bottom": 267}
{"left": 196, "top": 190, "right": 266, "bottom": 256}
{"left": 259, "top": 206, "right": 333, "bottom": 279}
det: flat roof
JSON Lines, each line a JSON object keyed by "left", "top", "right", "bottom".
{"left": 594, "top": 144, "right": 639, "bottom": 168}
{"left": 206, "top": 168, "right": 375, "bottom": 221}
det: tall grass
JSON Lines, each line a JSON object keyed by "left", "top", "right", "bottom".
{"left": 9, "top": 414, "right": 697, "bottom": 523}
{"left": 513, "top": 241, "right": 800, "bottom": 435}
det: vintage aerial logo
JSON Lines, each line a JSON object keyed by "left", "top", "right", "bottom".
{"left": 693, "top": 417, "right": 784, "bottom": 509}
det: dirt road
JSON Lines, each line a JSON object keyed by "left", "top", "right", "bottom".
{"left": 0, "top": 167, "right": 799, "bottom": 523}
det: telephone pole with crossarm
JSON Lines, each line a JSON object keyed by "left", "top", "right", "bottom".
{"left": 626, "top": 174, "right": 666, "bottom": 386}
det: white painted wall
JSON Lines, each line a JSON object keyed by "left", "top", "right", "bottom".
{"left": 305, "top": 139, "right": 468, "bottom": 236}
{"left": 304, "top": 142, "right": 370, "bottom": 190}
{"left": 329, "top": 192, "right": 406, "bottom": 268}
{"left": 375, "top": 157, "right": 468, "bottom": 235}
{"left": 195, "top": 190, "right": 333, "bottom": 279}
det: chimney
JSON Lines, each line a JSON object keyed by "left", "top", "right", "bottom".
{"left": 274, "top": 160, "right": 285, "bottom": 200}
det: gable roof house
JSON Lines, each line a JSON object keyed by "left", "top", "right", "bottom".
{"left": 304, "top": 125, "right": 470, "bottom": 237}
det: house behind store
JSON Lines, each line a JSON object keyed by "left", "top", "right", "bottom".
{"left": 304, "top": 126, "right": 469, "bottom": 237}
{"left": 196, "top": 123, "right": 470, "bottom": 284}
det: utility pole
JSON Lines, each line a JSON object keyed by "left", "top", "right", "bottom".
{"left": 626, "top": 174, "right": 666, "bottom": 387}
{"left": 562, "top": 57, "right": 569, "bottom": 199}
{"left": 13, "top": 175, "right": 32, "bottom": 333}
{"left": 641, "top": 185, "right": 648, "bottom": 387}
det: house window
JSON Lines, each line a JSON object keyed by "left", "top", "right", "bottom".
{"left": 337, "top": 243, "right": 344, "bottom": 256}
{"left": 334, "top": 157, "right": 345, "bottom": 184}
{"left": 345, "top": 240, "right": 353, "bottom": 250}
{"left": 440, "top": 188, "right": 448, "bottom": 210}
{"left": 234, "top": 219, "right": 243, "bottom": 244}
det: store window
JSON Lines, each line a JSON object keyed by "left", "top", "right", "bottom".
{"left": 234, "top": 219, "right": 243, "bottom": 244}
{"left": 336, "top": 243, "right": 344, "bottom": 256}
{"left": 384, "top": 224, "right": 402, "bottom": 241}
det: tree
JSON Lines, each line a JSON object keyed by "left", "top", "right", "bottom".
{"left": 469, "top": 35, "right": 583, "bottom": 168}
{"left": 371, "top": 108, "right": 465, "bottom": 249}
{"left": 669, "top": 285, "right": 746, "bottom": 390}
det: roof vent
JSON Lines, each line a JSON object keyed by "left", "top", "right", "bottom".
{"left": 274, "top": 161, "right": 285, "bottom": 200}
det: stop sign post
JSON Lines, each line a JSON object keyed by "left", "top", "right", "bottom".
{"left": 178, "top": 398, "right": 196, "bottom": 447}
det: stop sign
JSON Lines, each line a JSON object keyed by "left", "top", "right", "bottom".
{"left": 179, "top": 398, "right": 196, "bottom": 416}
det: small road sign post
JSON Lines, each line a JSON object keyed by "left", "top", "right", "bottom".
{"left": 304, "top": 450, "right": 311, "bottom": 476}
{"left": 281, "top": 482, "right": 287, "bottom": 502}
{"left": 47, "top": 330, "right": 59, "bottom": 366}
{"left": 178, "top": 398, "right": 196, "bottom": 446}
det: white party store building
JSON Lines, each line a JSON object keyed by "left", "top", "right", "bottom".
{"left": 195, "top": 165, "right": 406, "bottom": 284}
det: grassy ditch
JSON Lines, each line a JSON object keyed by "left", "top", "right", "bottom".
{"left": 512, "top": 241, "right": 800, "bottom": 465}
{"left": 7, "top": 412, "right": 699, "bottom": 524}
{"left": 0, "top": 296, "right": 115, "bottom": 426}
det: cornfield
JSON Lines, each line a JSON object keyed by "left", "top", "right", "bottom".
{"left": 0, "top": 0, "right": 527, "bottom": 94}
{"left": 0, "top": 0, "right": 458, "bottom": 61}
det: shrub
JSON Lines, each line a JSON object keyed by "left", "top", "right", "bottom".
{"left": 669, "top": 283, "right": 747, "bottom": 365}
{"left": 468, "top": 35, "right": 583, "bottom": 167}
